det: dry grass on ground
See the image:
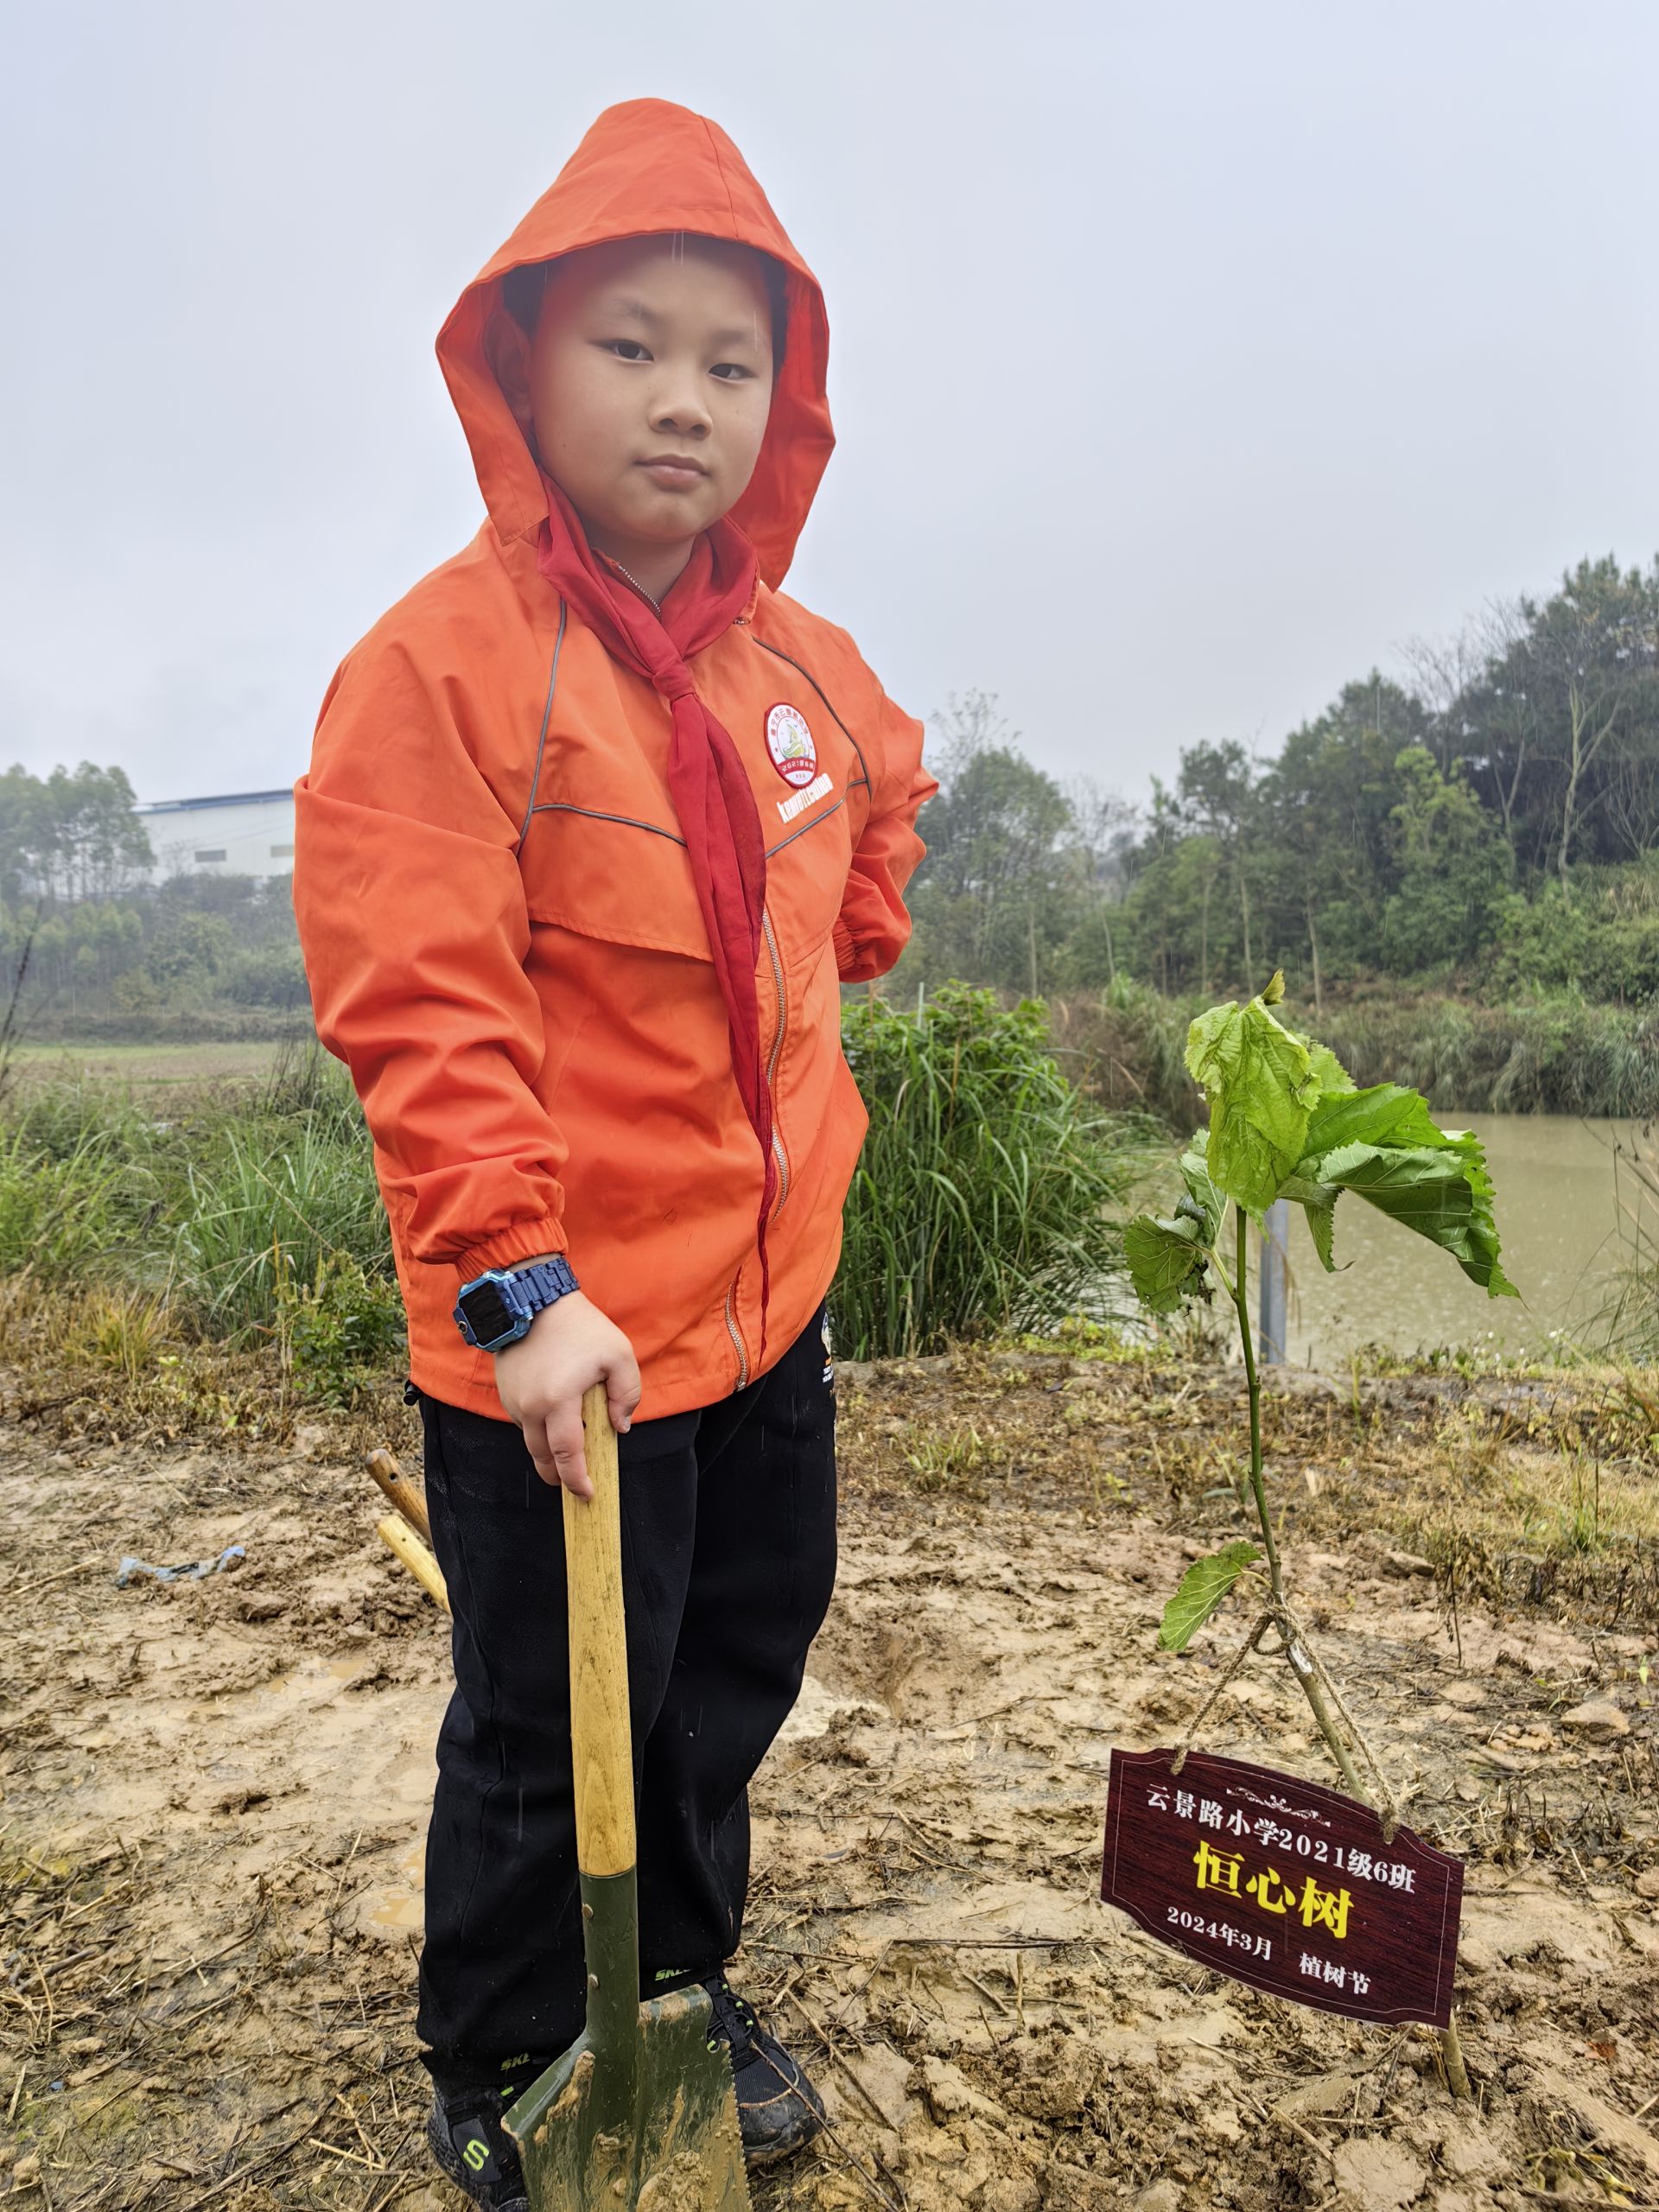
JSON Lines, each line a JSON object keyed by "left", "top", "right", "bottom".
{"left": 3, "top": 1340, "right": 1657, "bottom": 2211}
{"left": 2, "top": 1044, "right": 290, "bottom": 1093}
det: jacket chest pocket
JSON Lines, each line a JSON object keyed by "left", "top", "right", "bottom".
{"left": 517, "top": 775, "right": 714, "bottom": 963}
{"left": 520, "top": 787, "right": 857, "bottom": 969}
{"left": 512, "top": 679, "right": 863, "bottom": 965}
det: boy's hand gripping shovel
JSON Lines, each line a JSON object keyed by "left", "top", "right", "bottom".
{"left": 505, "top": 1386, "right": 753, "bottom": 2211}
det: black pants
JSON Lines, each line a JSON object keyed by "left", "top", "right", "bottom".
{"left": 415, "top": 1306, "right": 838, "bottom": 2098}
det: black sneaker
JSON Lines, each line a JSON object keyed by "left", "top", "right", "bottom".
{"left": 427, "top": 2085, "right": 529, "bottom": 2212}
{"left": 700, "top": 1973, "right": 827, "bottom": 2169}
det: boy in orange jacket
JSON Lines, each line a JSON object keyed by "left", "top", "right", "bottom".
{"left": 294, "top": 99, "right": 934, "bottom": 2202}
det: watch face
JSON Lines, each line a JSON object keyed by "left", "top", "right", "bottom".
{"left": 460, "top": 1281, "right": 516, "bottom": 1345}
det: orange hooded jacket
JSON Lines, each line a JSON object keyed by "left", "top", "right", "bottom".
{"left": 293, "top": 100, "right": 937, "bottom": 1421}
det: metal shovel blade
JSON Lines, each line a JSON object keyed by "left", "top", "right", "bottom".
{"left": 505, "top": 1977, "right": 750, "bottom": 2211}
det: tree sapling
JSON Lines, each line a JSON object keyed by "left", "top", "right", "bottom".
{"left": 1125, "top": 970, "right": 1516, "bottom": 2094}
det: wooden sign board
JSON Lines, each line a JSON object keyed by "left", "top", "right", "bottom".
{"left": 1103, "top": 1747, "right": 1463, "bottom": 2028}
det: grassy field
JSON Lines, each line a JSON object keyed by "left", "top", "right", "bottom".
{"left": 0, "top": 1042, "right": 402, "bottom": 1412}
{"left": 3, "top": 1037, "right": 291, "bottom": 1088}
{"left": 0, "top": 1000, "right": 1165, "bottom": 1396}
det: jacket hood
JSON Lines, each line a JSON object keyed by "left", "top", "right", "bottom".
{"left": 436, "top": 99, "right": 834, "bottom": 592}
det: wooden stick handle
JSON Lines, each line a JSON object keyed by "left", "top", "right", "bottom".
{"left": 564, "top": 1384, "right": 635, "bottom": 1879}
{"left": 365, "top": 1447, "right": 432, "bottom": 1546}
{"left": 376, "top": 1515, "right": 450, "bottom": 1613}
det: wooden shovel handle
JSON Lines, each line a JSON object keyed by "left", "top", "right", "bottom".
{"left": 365, "top": 1447, "right": 433, "bottom": 1546}
{"left": 564, "top": 1384, "right": 635, "bottom": 1879}
{"left": 375, "top": 1515, "right": 450, "bottom": 1613}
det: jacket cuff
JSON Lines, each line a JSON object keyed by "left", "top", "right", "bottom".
{"left": 832, "top": 917, "right": 860, "bottom": 977}
{"left": 456, "top": 1217, "right": 569, "bottom": 1281}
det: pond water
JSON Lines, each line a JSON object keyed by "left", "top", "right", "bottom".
{"left": 1252, "top": 1115, "right": 1648, "bottom": 1371}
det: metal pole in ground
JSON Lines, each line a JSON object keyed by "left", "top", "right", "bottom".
{"left": 1258, "top": 1198, "right": 1289, "bottom": 1365}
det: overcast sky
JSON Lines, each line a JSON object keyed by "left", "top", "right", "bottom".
{"left": 3, "top": 1, "right": 1655, "bottom": 807}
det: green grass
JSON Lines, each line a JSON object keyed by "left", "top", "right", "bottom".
{"left": 0, "top": 1007, "right": 1158, "bottom": 1389}
{"left": 1598, "top": 1122, "right": 1659, "bottom": 1363}
{"left": 1058, "top": 976, "right": 1200, "bottom": 1125}
{"left": 0, "top": 1123, "right": 135, "bottom": 1275}
{"left": 1278, "top": 989, "right": 1659, "bottom": 1117}
{"left": 2, "top": 1039, "right": 286, "bottom": 1079}
{"left": 173, "top": 1117, "right": 393, "bottom": 1338}
{"left": 16, "top": 990, "right": 1637, "bottom": 1390}
{"left": 1058, "top": 982, "right": 1659, "bottom": 1125}
{"left": 834, "top": 983, "right": 1160, "bottom": 1359}
{"left": 0, "top": 1041, "right": 395, "bottom": 1402}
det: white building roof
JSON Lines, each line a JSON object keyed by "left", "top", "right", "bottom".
{"left": 133, "top": 788, "right": 297, "bottom": 881}
{"left": 134, "top": 788, "right": 296, "bottom": 815}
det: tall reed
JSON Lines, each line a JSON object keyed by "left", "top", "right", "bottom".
{"left": 1601, "top": 1122, "right": 1659, "bottom": 1362}
{"left": 172, "top": 1118, "right": 391, "bottom": 1340}
{"left": 1063, "top": 982, "right": 1659, "bottom": 1125}
{"left": 835, "top": 984, "right": 1155, "bottom": 1359}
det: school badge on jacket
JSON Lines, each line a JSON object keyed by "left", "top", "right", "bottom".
{"left": 767, "top": 703, "right": 834, "bottom": 822}
{"left": 766, "top": 703, "right": 817, "bottom": 785}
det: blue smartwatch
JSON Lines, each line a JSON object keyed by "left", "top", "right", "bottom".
{"left": 453, "top": 1255, "right": 580, "bottom": 1351}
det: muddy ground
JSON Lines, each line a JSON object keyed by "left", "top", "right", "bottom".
{"left": 3, "top": 1344, "right": 1658, "bottom": 2211}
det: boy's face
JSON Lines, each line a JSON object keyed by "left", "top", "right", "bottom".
{"left": 515, "top": 235, "right": 776, "bottom": 568}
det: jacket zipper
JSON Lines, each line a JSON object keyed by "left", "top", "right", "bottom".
{"left": 723, "top": 1281, "right": 749, "bottom": 1391}
{"left": 724, "top": 907, "right": 791, "bottom": 1392}
{"left": 761, "top": 908, "right": 791, "bottom": 1213}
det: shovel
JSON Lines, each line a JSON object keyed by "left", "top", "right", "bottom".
{"left": 505, "top": 1384, "right": 753, "bottom": 2211}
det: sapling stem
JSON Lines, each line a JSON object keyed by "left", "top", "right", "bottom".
{"left": 1226, "top": 1205, "right": 1365, "bottom": 1800}
{"left": 1230, "top": 1205, "right": 1281, "bottom": 1591}
{"left": 1281, "top": 1637, "right": 1369, "bottom": 1800}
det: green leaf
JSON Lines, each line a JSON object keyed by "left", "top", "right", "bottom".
{"left": 1157, "top": 1541, "right": 1262, "bottom": 1652}
{"left": 1306, "top": 1041, "right": 1357, "bottom": 1098}
{"left": 1315, "top": 1139, "right": 1516, "bottom": 1297}
{"left": 1124, "top": 1211, "right": 1211, "bottom": 1313}
{"left": 1185, "top": 993, "right": 1324, "bottom": 1214}
{"left": 1178, "top": 1133, "right": 1224, "bottom": 1244}
{"left": 1297, "top": 1084, "right": 1517, "bottom": 1298}
{"left": 1296, "top": 1182, "right": 1338, "bottom": 1270}
{"left": 1302, "top": 1081, "right": 1443, "bottom": 1159}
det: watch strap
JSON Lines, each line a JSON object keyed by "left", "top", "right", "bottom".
{"left": 507, "top": 1255, "right": 579, "bottom": 1307}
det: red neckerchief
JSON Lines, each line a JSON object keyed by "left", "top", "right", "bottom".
{"left": 534, "top": 475, "right": 775, "bottom": 1347}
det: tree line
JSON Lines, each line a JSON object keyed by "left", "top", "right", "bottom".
{"left": 905, "top": 555, "right": 1659, "bottom": 1008}
{"left": 0, "top": 761, "right": 152, "bottom": 908}
{"left": 4, "top": 553, "right": 1656, "bottom": 1034}
{"left": 0, "top": 766, "right": 303, "bottom": 1028}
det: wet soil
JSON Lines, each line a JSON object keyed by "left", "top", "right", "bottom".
{"left": 3, "top": 1348, "right": 1657, "bottom": 2210}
